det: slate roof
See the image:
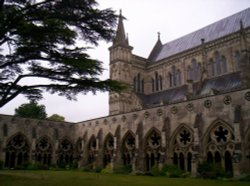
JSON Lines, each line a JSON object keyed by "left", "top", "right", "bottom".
{"left": 138, "top": 72, "right": 241, "bottom": 107}
{"left": 149, "top": 7, "right": 250, "bottom": 62}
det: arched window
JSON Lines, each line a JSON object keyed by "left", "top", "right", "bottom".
{"left": 169, "top": 73, "right": 173, "bottom": 88}
{"left": 235, "top": 51, "right": 241, "bottom": 70}
{"left": 197, "top": 63, "right": 202, "bottom": 80}
{"left": 176, "top": 69, "right": 181, "bottom": 86}
{"left": 214, "top": 52, "right": 222, "bottom": 76}
{"left": 221, "top": 56, "right": 227, "bottom": 74}
{"left": 207, "top": 59, "right": 215, "bottom": 77}
{"left": 137, "top": 73, "right": 141, "bottom": 92}
{"left": 187, "top": 66, "right": 192, "bottom": 80}
{"left": 141, "top": 79, "right": 144, "bottom": 93}
{"left": 151, "top": 78, "right": 155, "bottom": 92}
{"left": 159, "top": 76, "right": 163, "bottom": 90}
{"left": 172, "top": 66, "right": 176, "bottom": 86}
{"left": 155, "top": 72, "right": 159, "bottom": 91}
{"left": 133, "top": 77, "right": 136, "bottom": 91}
{"left": 134, "top": 73, "right": 144, "bottom": 93}
{"left": 192, "top": 59, "right": 198, "bottom": 81}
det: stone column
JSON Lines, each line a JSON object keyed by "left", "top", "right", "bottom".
{"left": 31, "top": 138, "right": 36, "bottom": 164}
{"left": 53, "top": 140, "right": 59, "bottom": 166}
{"left": 0, "top": 137, "right": 6, "bottom": 165}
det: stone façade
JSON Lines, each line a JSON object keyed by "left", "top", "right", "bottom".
{"left": 1, "top": 8, "right": 250, "bottom": 176}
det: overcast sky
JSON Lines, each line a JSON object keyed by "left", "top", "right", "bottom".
{"left": 1, "top": 0, "right": 250, "bottom": 122}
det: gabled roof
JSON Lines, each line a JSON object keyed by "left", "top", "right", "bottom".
{"left": 149, "top": 7, "right": 250, "bottom": 62}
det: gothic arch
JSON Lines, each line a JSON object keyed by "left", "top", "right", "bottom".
{"left": 143, "top": 127, "right": 162, "bottom": 171}
{"left": 35, "top": 136, "right": 53, "bottom": 166}
{"left": 103, "top": 133, "right": 114, "bottom": 167}
{"left": 121, "top": 130, "right": 136, "bottom": 166}
{"left": 202, "top": 119, "right": 234, "bottom": 175}
{"left": 201, "top": 118, "right": 234, "bottom": 144}
{"left": 57, "top": 137, "right": 74, "bottom": 166}
{"left": 4, "top": 133, "right": 30, "bottom": 168}
{"left": 170, "top": 124, "right": 194, "bottom": 172}
{"left": 87, "top": 135, "right": 97, "bottom": 165}
{"left": 244, "top": 127, "right": 250, "bottom": 170}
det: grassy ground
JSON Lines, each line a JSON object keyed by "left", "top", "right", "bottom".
{"left": 0, "top": 170, "right": 248, "bottom": 186}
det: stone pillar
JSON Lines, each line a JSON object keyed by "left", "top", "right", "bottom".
{"left": 53, "top": 140, "right": 59, "bottom": 166}
{"left": 0, "top": 137, "right": 6, "bottom": 165}
{"left": 232, "top": 152, "right": 241, "bottom": 177}
{"left": 31, "top": 138, "right": 36, "bottom": 164}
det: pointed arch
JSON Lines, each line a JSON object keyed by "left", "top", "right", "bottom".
{"left": 144, "top": 127, "right": 162, "bottom": 171}
{"left": 170, "top": 124, "right": 194, "bottom": 146}
{"left": 5, "top": 133, "right": 30, "bottom": 168}
{"left": 103, "top": 133, "right": 114, "bottom": 167}
{"left": 35, "top": 135, "right": 53, "bottom": 166}
{"left": 201, "top": 118, "right": 234, "bottom": 144}
{"left": 121, "top": 130, "right": 136, "bottom": 166}
{"left": 57, "top": 137, "right": 74, "bottom": 166}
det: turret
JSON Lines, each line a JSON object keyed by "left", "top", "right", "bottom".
{"left": 109, "top": 10, "right": 134, "bottom": 115}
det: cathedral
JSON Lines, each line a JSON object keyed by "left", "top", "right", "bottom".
{"left": 0, "top": 8, "right": 250, "bottom": 177}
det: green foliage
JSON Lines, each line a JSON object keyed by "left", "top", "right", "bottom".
{"left": 101, "top": 164, "right": 113, "bottom": 174}
{"left": 151, "top": 164, "right": 185, "bottom": 178}
{"left": 47, "top": 114, "right": 65, "bottom": 122}
{"left": 239, "top": 174, "right": 250, "bottom": 182}
{"left": 1, "top": 170, "right": 248, "bottom": 186}
{"left": 197, "top": 162, "right": 231, "bottom": 179}
{"left": 14, "top": 101, "right": 47, "bottom": 119}
{"left": 0, "top": 161, "right": 3, "bottom": 170}
{"left": 113, "top": 164, "right": 132, "bottom": 174}
{"left": 0, "top": 0, "right": 125, "bottom": 108}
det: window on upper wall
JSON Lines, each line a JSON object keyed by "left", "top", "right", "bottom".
{"left": 176, "top": 69, "right": 182, "bottom": 86}
{"left": 192, "top": 59, "right": 198, "bottom": 81}
{"left": 197, "top": 63, "right": 202, "bottom": 80}
{"left": 169, "top": 73, "right": 173, "bottom": 87}
{"left": 133, "top": 73, "right": 144, "bottom": 93}
{"left": 214, "top": 51, "right": 228, "bottom": 76}
{"left": 151, "top": 78, "right": 155, "bottom": 92}
{"left": 155, "top": 72, "right": 159, "bottom": 91}
{"left": 214, "top": 51, "right": 221, "bottom": 76}
{"left": 221, "top": 56, "right": 227, "bottom": 74}
{"left": 187, "top": 66, "right": 193, "bottom": 81}
{"left": 141, "top": 79, "right": 144, "bottom": 93}
{"left": 207, "top": 59, "right": 215, "bottom": 77}
{"left": 235, "top": 51, "right": 241, "bottom": 70}
{"left": 159, "top": 76, "right": 163, "bottom": 90}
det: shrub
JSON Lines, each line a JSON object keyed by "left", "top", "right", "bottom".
{"left": 163, "top": 165, "right": 184, "bottom": 178}
{"left": 239, "top": 174, "right": 250, "bottom": 182}
{"left": 101, "top": 164, "right": 113, "bottom": 174}
{"left": 197, "top": 162, "right": 231, "bottom": 179}
{"left": 0, "top": 161, "right": 4, "bottom": 170}
{"left": 113, "top": 164, "right": 132, "bottom": 174}
{"left": 150, "top": 164, "right": 184, "bottom": 178}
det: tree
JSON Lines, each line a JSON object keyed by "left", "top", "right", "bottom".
{"left": 14, "top": 101, "right": 47, "bottom": 119}
{"left": 0, "top": 0, "right": 125, "bottom": 108}
{"left": 48, "top": 114, "right": 65, "bottom": 122}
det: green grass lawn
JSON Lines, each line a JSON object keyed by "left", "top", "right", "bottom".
{"left": 0, "top": 170, "right": 248, "bottom": 186}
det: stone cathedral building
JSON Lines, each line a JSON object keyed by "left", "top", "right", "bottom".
{"left": 1, "top": 8, "right": 250, "bottom": 177}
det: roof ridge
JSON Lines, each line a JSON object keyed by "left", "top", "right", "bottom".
{"left": 151, "top": 7, "right": 250, "bottom": 62}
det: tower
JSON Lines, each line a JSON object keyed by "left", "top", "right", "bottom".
{"left": 109, "top": 11, "right": 133, "bottom": 115}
